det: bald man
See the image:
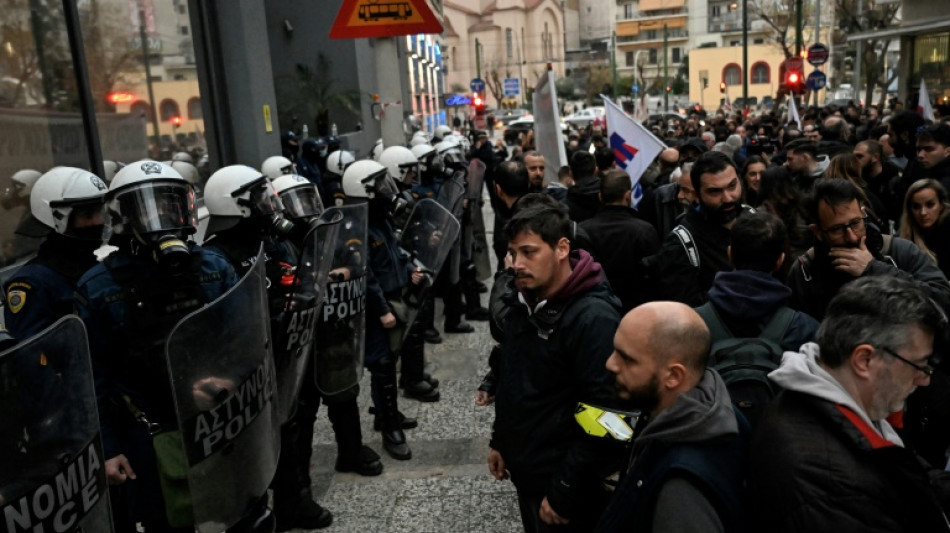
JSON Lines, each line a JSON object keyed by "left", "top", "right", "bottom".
{"left": 597, "top": 302, "right": 748, "bottom": 532}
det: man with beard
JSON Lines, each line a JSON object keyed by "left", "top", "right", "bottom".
{"left": 524, "top": 151, "right": 546, "bottom": 192}
{"left": 653, "top": 151, "right": 750, "bottom": 306}
{"left": 597, "top": 302, "right": 748, "bottom": 532}
{"left": 749, "top": 277, "right": 950, "bottom": 532}
{"left": 488, "top": 201, "right": 623, "bottom": 532}
{"left": 786, "top": 178, "right": 950, "bottom": 321}
{"left": 854, "top": 139, "right": 902, "bottom": 222}
{"left": 784, "top": 140, "right": 828, "bottom": 194}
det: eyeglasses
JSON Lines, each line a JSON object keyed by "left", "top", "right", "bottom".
{"left": 821, "top": 216, "right": 867, "bottom": 239}
{"left": 878, "top": 346, "right": 935, "bottom": 377}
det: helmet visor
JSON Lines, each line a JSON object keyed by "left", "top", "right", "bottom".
{"left": 114, "top": 181, "right": 197, "bottom": 235}
{"left": 279, "top": 185, "right": 324, "bottom": 219}
{"left": 375, "top": 170, "right": 399, "bottom": 197}
{"left": 399, "top": 163, "right": 420, "bottom": 187}
{"left": 241, "top": 178, "right": 284, "bottom": 216}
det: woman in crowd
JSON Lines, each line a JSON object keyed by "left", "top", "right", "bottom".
{"left": 900, "top": 179, "right": 950, "bottom": 278}
{"left": 741, "top": 156, "right": 767, "bottom": 207}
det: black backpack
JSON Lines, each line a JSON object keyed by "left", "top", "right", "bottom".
{"left": 695, "top": 303, "right": 795, "bottom": 427}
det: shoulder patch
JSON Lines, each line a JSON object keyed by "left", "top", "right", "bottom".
{"left": 7, "top": 289, "right": 27, "bottom": 314}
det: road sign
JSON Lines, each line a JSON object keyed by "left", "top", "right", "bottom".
{"left": 470, "top": 78, "right": 486, "bottom": 93}
{"left": 330, "top": 0, "right": 443, "bottom": 39}
{"left": 503, "top": 78, "right": 520, "bottom": 96}
{"left": 785, "top": 57, "right": 804, "bottom": 72}
{"left": 807, "top": 43, "right": 830, "bottom": 66}
{"left": 806, "top": 70, "right": 828, "bottom": 91}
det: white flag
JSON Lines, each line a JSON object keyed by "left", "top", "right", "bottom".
{"left": 723, "top": 92, "right": 733, "bottom": 114}
{"left": 787, "top": 95, "right": 802, "bottom": 130}
{"left": 533, "top": 69, "right": 568, "bottom": 186}
{"left": 601, "top": 95, "right": 666, "bottom": 208}
{"left": 919, "top": 78, "right": 936, "bottom": 122}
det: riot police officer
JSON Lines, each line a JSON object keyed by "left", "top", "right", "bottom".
{"left": 74, "top": 161, "right": 273, "bottom": 533}
{"left": 261, "top": 155, "right": 296, "bottom": 182}
{"left": 324, "top": 149, "right": 356, "bottom": 208}
{"left": 201, "top": 166, "right": 333, "bottom": 531}
{"left": 341, "top": 160, "right": 420, "bottom": 459}
{"left": 4, "top": 167, "right": 107, "bottom": 339}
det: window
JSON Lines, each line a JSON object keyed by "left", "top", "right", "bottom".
{"left": 177, "top": 4, "right": 186, "bottom": 14}
{"left": 710, "top": 5, "right": 721, "bottom": 17}
{"left": 180, "top": 25, "right": 189, "bottom": 35}
{"left": 626, "top": 51, "right": 634, "bottom": 66}
{"left": 131, "top": 101, "right": 153, "bottom": 121}
{"left": 723, "top": 64, "right": 741, "bottom": 86}
{"left": 672, "top": 48, "right": 681, "bottom": 63}
{"left": 506, "top": 28, "right": 513, "bottom": 59}
{"left": 730, "top": 40, "right": 740, "bottom": 46}
{"left": 624, "top": 3, "right": 635, "bottom": 18}
{"left": 649, "top": 48, "right": 658, "bottom": 64}
{"left": 754, "top": 38, "right": 764, "bottom": 44}
{"left": 646, "top": 30, "right": 657, "bottom": 40}
{"left": 751, "top": 62, "right": 770, "bottom": 84}
{"left": 187, "top": 97, "right": 203, "bottom": 119}
{"left": 160, "top": 99, "right": 181, "bottom": 122}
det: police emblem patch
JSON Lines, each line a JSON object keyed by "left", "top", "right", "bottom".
{"left": 141, "top": 162, "right": 163, "bottom": 175}
{"left": 89, "top": 175, "right": 107, "bottom": 191}
{"left": 7, "top": 289, "right": 26, "bottom": 314}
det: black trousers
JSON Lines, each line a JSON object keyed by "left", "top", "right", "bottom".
{"left": 515, "top": 489, "right": 603, "bottom": 533}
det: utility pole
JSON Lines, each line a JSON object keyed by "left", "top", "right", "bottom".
{"left": 663, "top": 23, "right": 669, "bottom": 112}
{"left": 853, "top": 0, "right": 863, "bottom": 103}
{"left": 475, "top": 37, "right": 481, "bottom": 79}
{"left": 611, "top": 31, "right": 618, "bottom": 98}
{"left": 814, "top": 0, "right": 821, "bottom": 106}
{"left": 795, "top": 0, "right": 803, "bottom": 56}
{"left": 742, "top": 0, "right": 748, "bottom": 112}
{"left": 375, "top": 37, "right": 404, "bottom": 147}
{"left": 139, "top": 4, "right": 161, "bottom": 149}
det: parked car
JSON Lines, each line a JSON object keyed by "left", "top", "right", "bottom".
{"left": 562, "top": 106, "right": 606, "bottom": 128}
{"left": 497, "top": 108, "right": 530, "bottom": 125}
{"left": 504, "top": 116, "right": 569, "bottom": 138}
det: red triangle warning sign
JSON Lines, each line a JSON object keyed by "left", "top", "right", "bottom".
{"left": 330, "top": 0, "right": 443, "bottom": 39}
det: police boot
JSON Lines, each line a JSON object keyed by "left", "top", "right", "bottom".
{"left": 442, "top": 280, "right": 475, "bottom": 333}
{"left": 399, "top": 341, "right": 440, "bottom": 403}
{"left": 330, "top": 396, "right": 383, "bottom": 476}
{"left": 274, "top": 488, "right": 333, "bottom": 532}
{"left": 370, "top": 406, "right": 419, "bottom": 431}
{"left": 421, "top": 297, "right": 443, "bottom": 344}
{"left": 226, "top": 495, "right": 274, "bottom": 533}
{"left": 371, "top": 361, "right": 412, "bottom": 460}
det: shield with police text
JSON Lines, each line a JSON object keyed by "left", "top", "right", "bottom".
{"left": 314, "top": 204, "right": 368, "bottom": 395}
{"left": 273, "top": 210, "right": 342, "bottom": 422}
{"left": 0, "top": 316, "right": 114, "bottom": 533}
{"left": 463, "top": 158, "right": 491, "bottom": 279}
{"left": 465, "top": 158, "right": 485, "bottom": 201}
{"left": 436, "top": 170, "right": 466, "bottom": 220}
{"left": 164, "top": 253, "right": 279, "bottom": 533}
{"left": 397, "top": 199, "right": 461, "bottom": 343}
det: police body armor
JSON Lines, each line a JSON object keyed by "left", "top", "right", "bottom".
{"left": 164, "top": 253, "right": 280, "bottom": 533}
{"left": 396, "top": 199, "right": 461, "bottom": 345}
{"left": 314, "top": 204, "right": 368, "bottom": 395}
{"left": 0, "top": 316, "right": 113, "bottom": 532}
{"left": 272, "top": 212, "right": 340, "bottom": 422}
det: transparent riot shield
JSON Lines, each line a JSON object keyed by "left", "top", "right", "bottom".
{"left": 165, "top": 254, "right": 279, "bottom": 533}
{"left": 0, "top": 316, "right": 113, "bottom": 532}
{"left": 272, "top": 210, "right": 342, "bottom": 422}
{"left": 398, "top": 199, "right": 462, "bottom": 343}
{"left": 314, "top": 204, "right": 368, "bottom": 395}
{"left": 465, "top": 158, "right": 485, "bottom": 200}
{"left": 436, "top": 170, "right": 466, "bottom": 220}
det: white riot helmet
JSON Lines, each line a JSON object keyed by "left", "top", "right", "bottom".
{"left": 204, "top": 165, "right": 287, "bottom": 236}
{"left": 172, "top": 151, "right": 194, "bottom": 164}
{"left": 1, "top": 169, "right": 42, "bottom": 210}
{"left": 434, "top": 137, "right": 465, "bottom": 169}
{"left": 101, "top": 161, "right": 120, "bottom": 184}
{"left": 433, "top": 125, "right": 452, "bottom": 142}
{"left": 371, "top": 139, "right": 385, "bottom": 161}
{"left": 342, "top": 160, "right": 398, "bottom": 200}
{"left": 409, "top": 135, "right": 430, "bottom": 147}
{"left": 20, "top": 167, "right": 108, "bottom": 238}
{"left": 170, "top": 160, "right": 199, "bottom": 185}
{"left": 325, "top": 150, "right": 356, "bottom": 179}
{"left": 108, "top": 160, "right": 198, "bottom": 237}
{"left": 378, "top": 146, "right": 420, "bottom": 188}
{"left": 410, "top": 143, "right": 441, "bottom": 174}
{"left": 261, "top": 155, "right": 296, "bottom": 181}
{"left": 272, "top": 174, "right": 324, "bottom": 220}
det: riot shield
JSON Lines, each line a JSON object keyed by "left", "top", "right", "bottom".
{"left": 165, "top": 254, "right": 280, "bottom": 533}
{"left": 314, "top": 204, "right": 368, "bottom": 395}
{"left": 272, "top": 210, "right": 342, "bottom": 422}
{"left": 436, "top": 170, "right": 466, "bottom": 220}
{"left": 398, "top": 199, "right": 462, "bottom": 343}
{"left": 465, "top": 158, "right": 485, "bottom": 200}
{"left": 0, "top": 316, "right": 113, "bottom": 532}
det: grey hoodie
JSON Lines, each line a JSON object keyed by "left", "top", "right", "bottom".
{"left": 769, "top": 342, "right": 904, "bottom": 446}
{"left": 631, "top": 368, "right": 738, "bottom": 464}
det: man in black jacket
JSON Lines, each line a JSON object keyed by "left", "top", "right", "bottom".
{"left": 488, "top": 201, "right": 623, "bottom": 532}
{"left": 653, "top": 151, "right": 750, "bottom": 306}
{"left": 565, "top": 150, "right": 601, "bottom": 222}
{"left": 750, "top": 277, "right": 950, "bottom": 532}
{"left": 580, "top": 169, "right": 660, "bottom": 312}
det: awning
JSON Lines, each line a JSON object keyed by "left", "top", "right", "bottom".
{"left": 846, "top": 17, "right": 950, "bottom": 41}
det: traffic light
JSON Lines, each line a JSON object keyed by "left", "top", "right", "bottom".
{"left": 665, "top": 85, "right": 671, "bottom": 93}
{"left": 785, "top": 68, "right": 804, "bottom": 94}
{"left": 473, "top": 93, "right": 483, "bottom": 107}
{"left": 171, "top": 116, "right": 182, "bottom": 127}
{"left": 720, "top": 82, "right": 727, "bottom": 94}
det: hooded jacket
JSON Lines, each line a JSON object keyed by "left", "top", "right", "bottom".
{"left": 597, "top": 370, "right": 748, "bottom": 532}
{"left": 565, "top": 175, "right": 602, "bottom": 222}
{"left": 491, "top": 250, "right": 624, "bottom": 520}
{"left": 750, "top": 344, "right": 950, "bottom": 533}
{"left": 706, "top": 269, "right": 819, "bottom": 352}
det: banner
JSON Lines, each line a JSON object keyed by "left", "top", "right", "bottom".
{"left": 919, "top": 78, "right": 935, "bottom": 122}
{"left": 601, "top": 95, "right": 666, "bottom": 209}
{"left": 532, "top": 69, "right": 568, "bottom": 187}
{"left": 787, "top": 95, "right": 802, "bottom": 130}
